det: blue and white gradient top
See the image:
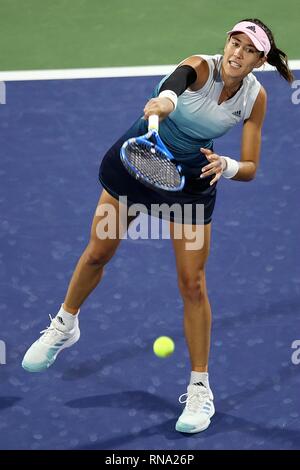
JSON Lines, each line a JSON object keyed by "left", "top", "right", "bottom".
{"left": 153, "top": 54, "right": 261, "bottom": 167}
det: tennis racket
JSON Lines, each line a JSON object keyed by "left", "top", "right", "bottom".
{"left": 120, "top": 115, "right": 185, "bottom": 191}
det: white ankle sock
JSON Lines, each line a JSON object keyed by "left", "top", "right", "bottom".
{"left": 190, "top": 371, "right": 213, "bottom": 400}
{"left": 56, "top": 304, "right": 79, "bottom": 330}
{"left": 190, "top": 370, "right": 208, "bottom": 386}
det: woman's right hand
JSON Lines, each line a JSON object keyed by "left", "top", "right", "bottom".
{"left": 143, "top": 97, "right": 175, "bottom": 121}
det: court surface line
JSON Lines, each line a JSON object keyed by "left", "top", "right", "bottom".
{"left": 1, "top": 61, "right": 300, "bottom": 81}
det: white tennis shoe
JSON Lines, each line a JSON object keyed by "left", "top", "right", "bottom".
{"left": 175, "top": 383, "right": 215, "bottom": 433}
{"left": 22, "top": 314, "right": 80, "bottom": 372}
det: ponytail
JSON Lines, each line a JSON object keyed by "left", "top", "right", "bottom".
{"left": 242, "top": 18, "right": 294, "bottom": 83}
{"left": 266, "top": 46, "right": 294, "bottom": 83}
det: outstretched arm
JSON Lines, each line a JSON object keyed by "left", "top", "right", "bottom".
{"left": 143, "top": 56, "right": 209, "bottom": 120}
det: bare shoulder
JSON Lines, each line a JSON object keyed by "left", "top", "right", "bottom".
{"left": 179, "top": 55, "right": 209, "bottom": 90}
{"left": 180, "top": 55, "right": 207, "bottom": 68}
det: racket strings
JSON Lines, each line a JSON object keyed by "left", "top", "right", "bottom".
{"left": 125, "top": 142, "right": 181, "bottom": 190}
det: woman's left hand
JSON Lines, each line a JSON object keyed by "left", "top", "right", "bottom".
{"left": 200, "top": 147, "right": 226, "bottom": 186}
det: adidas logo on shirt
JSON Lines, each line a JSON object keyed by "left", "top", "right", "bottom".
{"left": 232, "top": 110, "right": 241, "bottom": 117}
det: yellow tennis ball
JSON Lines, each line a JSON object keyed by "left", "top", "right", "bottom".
{"left": 153, "top": 336, "right": 175, "bottom": 358}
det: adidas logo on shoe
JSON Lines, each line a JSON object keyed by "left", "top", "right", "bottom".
{"left": 175, "top": 383, "right": 215, "bottom": 434}
{"left": 22, "top": 314, "right": 80, "bottom": 372}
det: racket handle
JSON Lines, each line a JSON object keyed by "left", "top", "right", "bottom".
{"left": 148, "top": 114, "right": 159, "bottom": 131}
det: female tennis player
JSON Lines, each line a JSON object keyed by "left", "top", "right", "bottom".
{"left": 22, "top": 18, "right": 293, "bottom": 434}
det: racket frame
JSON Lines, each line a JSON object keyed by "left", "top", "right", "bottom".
{"left": 120, "top": 118, "right": 185, "bottom": 192}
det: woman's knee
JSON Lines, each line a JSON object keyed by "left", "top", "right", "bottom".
{"left": 83, "top": 240, "right": 117, "bottom": 267}
{"left": 178, "top": 269, "right": 207, "bottom": 303}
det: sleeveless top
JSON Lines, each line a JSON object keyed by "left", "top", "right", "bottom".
{"left": 152, "top": 54, "right": 261, "bottom": 167}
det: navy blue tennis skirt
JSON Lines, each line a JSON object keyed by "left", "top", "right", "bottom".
{"left": 98, "top": 119, "right": 217, "bottom": 225}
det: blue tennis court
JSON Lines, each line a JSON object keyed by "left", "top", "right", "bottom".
{"left": 0, "top": 71, "right": 300, "bottom": 450}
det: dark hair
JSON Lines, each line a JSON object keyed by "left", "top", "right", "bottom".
{"left": 242, "top": 18, "right": 294, "bottom": 83}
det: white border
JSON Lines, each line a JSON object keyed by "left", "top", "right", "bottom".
{"left": 0, "top": 61, "right": 299, "bottom": 82}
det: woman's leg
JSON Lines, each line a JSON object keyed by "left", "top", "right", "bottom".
{"left": 63, "top": 189, "right": 137, "bottom": 313}
{"left": 170, "top": 222, "right": 212, "bottom": 372}
{"left": 171, "top": 222, "right": 214, "bottom": 433}
{"left": 22, "top": 189, "right": 137, "bottom": 372}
